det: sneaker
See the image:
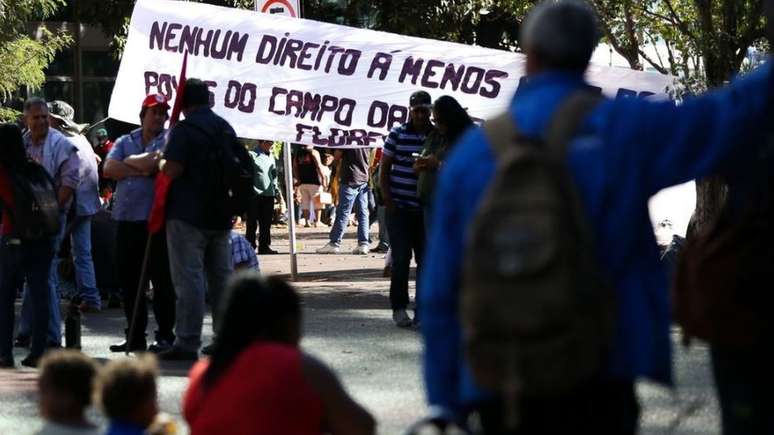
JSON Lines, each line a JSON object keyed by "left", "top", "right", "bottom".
{"left": 78, "top": 301, "right": 101, "bottom": 313}
{"left": 372, "top": 244, "right": 389, "bottom": 254}
{"left": 258, "top": 247, "right": 279, "bottom": 255}
{"left": 109, "top": 339, "right": 147, "bottom": 353}
{"left": 352, "top": 244, "right": 370, "bottom": 255}
{"left": 393, "top": 309, "right": 412, "bottom": 328}
{"left": 148, "top": 339, "right": 174, "bottom": 354}
{"left": 157, "top": 346, "right": 199, "bottom": 362}
{"left": 316, "top": 243, "right": 340, "bottom": 254}
{"left": 20, "top": 354, "right": 41, "bottom": 368}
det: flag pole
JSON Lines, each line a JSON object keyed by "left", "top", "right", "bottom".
{"left": 257, "top": 0, "right": 299, "bottom": 280}
{"left": 283, "top": 142, "right": 298, "bottom": 280}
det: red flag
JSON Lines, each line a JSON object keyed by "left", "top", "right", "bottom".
{"left": 148, "top": 51, "right": 188, "bottom": 234}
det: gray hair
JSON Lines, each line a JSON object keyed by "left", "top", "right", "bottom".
{"left": 23, "top": 97, "right": 48, "bottom": 113}
{"left": 520, "top": 0, "right": 600, "bottom": 72}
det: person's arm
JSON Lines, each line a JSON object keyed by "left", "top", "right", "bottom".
{"left": 301, "top": 354, "right": 376, "bottom": 435}
{"left": 124, "top": 151, "right": 161, "bottom": 175}
{"left": 379, "top": 129, "right": 400, "bottom": 210}
{"left": 58, "top": 151, "right": 80, "bottom": 209}
{"left": 312, "top": 150, "right": 328, "bottom": 190}
{"left": 104, "top": 136, "right": 146, "bottom": 180}
{"left": 418, "top": 132, "right": 485, "bottom": 420}
{"left": 103, "top": 159, "right": 146, "bottom": 180}
{"left": 597, "top": 62, "right": 774, "bottom": 196}
{"left": 378, "top": 154, "right": 394, "bottom": 210}
{"left": 160, "top": 159, "right": 184, "bottom": 180}
{"left": 160, "top": 126, "right": 187, "bottom": 180}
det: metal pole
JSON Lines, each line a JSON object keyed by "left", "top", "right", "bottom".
{"left": 283, "top": 141, "right": 298, "bottom": 280}
{"left": 126, "top": 235, "right": 153, "bottom": 355}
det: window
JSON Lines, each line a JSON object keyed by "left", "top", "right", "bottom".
{"left": 82, "top": 51, "right": 119, "bottom": 77}
{"left": 43, "top": 81, "right": 75, "bottom": 104}
{"left": 45, "top": 48, "right": 75, "bottom": 76}
{"left": 82, "top": 81, "right": 114, "bottom": 124}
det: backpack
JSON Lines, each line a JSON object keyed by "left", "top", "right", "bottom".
{"left": 2, "top": 160, "right": 60, "bottom": 240}
{"left": 674, "top": 156, "right": 774, "bottom": 348}
{"left": 461, "top": 92, "right": 614, "bottom": 420}
{"left": 185, "top": 120, "right": 257, "bottom": 221}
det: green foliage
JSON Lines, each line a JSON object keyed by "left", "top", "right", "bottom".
{"left": 592, "top": 0, "right": 767, "bottom": 95}
{"left": 0, "top": 0, "right": 72, "bottom": 121}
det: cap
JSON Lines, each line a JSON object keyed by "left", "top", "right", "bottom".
{"left": 142, "top": 94, "right": 170, "bottom": 109}
{"left": 95, "top": 128, "right": 108, "bottom": 139}
{"left": 47, "top": 100, "right": 87, "bottom": 133}
{"left": 409, "top": 91, "right": 432, "bottom": 109}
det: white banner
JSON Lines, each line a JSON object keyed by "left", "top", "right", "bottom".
{"left": 109, "top": 0, "right": 674, "bottom": 148}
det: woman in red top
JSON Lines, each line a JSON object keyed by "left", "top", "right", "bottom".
{"left": 0, "top": 123, "right": 57, "bottom": 368}
{"left": 183, "top": 275, "right": 375, "bottom": 435}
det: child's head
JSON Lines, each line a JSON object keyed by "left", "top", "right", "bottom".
{"left": 322, "top": 153, "right": 334, "bottom": 167}
{"left": 95, "top": 355, "right": 159, "bottom": 428}
{"left": 38, "top": 350, "right": 98, "bottom": 424}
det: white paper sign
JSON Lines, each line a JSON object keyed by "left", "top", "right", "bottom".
{"left": 109, "top": 0, "right": 674, "bottom": 148}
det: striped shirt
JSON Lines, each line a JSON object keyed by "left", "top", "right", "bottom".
{"left": 383, "top": 123, "right": 432, "bottom": 209}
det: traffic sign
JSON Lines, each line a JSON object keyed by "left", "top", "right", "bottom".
{"left": 258, "top": 0, "right": 300, "bottom": 17}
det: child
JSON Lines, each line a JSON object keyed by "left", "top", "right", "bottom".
{"left": 95, "top": 355, "right": 161, "bottom": 435}
{"left": 36, "top": 350, "right": 100, "bottom": 435}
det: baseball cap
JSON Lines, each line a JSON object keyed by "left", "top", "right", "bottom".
{"left": 142, "top": 94, "right": 170, "bottom": 109}
{"left": 409, "top": 91, "right": 432, "bottom": 109}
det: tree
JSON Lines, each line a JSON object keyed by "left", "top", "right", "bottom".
{"left": 0, "top": 0, "right": 71, "bottom": 122}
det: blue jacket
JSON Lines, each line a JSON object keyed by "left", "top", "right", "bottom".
{"left": 419, "top": 63, "right": 774, "bottom": 416}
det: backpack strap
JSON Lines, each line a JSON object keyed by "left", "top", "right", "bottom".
{"left": 483, "top": 113, "right": 523, "bottom": 161}
{"left": 545, "top": 90, "right": 605, "bottom": 156}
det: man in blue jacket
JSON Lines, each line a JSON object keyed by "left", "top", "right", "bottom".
{"left": 419, "top": 0, "right": 774, "bottom": 433}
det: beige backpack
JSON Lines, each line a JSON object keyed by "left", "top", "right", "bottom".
{"left": 461, "top": 91, "right": 615, "bottom": 426}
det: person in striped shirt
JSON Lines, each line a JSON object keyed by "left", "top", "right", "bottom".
{"left": 379, "top": 91, "right": 436, "bottom": 328}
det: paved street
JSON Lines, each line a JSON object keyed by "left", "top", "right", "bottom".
{"left": 0, "top": 224, "right": 720, "bottom": 434}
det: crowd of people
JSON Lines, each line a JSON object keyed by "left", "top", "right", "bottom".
{"left": 0, "top": 0, "right": 773, "bottom": 433}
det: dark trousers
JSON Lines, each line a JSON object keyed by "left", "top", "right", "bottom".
{"left": 477, "top": 380, "right": 639, "bottom": 435}
{"left": 246, "top": 195, "right": 274, "bottom": 250}
{"left": 711, "top": 345, "right": 774, "bottom": 435}
{"left": 116, "top": 221, "right": 176, "bottom": 344}
{"left": 386, "top": 208, "right": 425, "bottom": 312}
{"left": 0, "top": 238, "right": 54, "bottom": 358}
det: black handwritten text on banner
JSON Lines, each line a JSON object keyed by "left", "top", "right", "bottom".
{"left": 110, "top": 0, "right": 673, "bottom": 148}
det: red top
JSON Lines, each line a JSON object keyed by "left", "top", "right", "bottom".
{"left": 184, "top": 342, "right": 325, "bottom": 435}
{"left": 0, "top": 167, "right": 15, "bottom": 236}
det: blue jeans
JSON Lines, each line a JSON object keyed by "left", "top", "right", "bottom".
{"left": 329, "top": 183, "right": 370, "bottom": 246}
{"left": 0, "top": 238, "right": 54, "bottom": 359}
{"left": 166, "top": 219, "right": 232, "bottom": 352}
{"left": 71, "top": 216, "right": 100, "bottom": 308}
{"left": 18, "top": 213, "right": 65, "bottom": 344}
